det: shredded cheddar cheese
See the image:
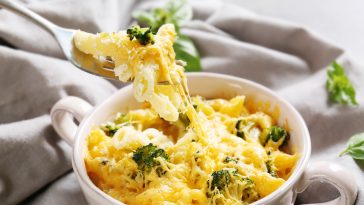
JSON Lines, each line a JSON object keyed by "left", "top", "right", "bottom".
{"left": 74, "top": 24, "right": 298, "bottom": 205}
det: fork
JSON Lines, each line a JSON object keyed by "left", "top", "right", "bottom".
{"left": 0, "top": 0, "right": 117, "bottom": 80}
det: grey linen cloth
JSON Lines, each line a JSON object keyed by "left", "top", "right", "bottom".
{"left": 0, "top": 0, "right": 363, "bottom": 204}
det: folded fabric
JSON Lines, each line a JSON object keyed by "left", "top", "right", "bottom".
{"left": 0, "top": 0, "right": 363, "bottom": 204}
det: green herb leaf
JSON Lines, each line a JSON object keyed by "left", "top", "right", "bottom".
{"left": 133, "top": 8, "right": 170, "bottom": 33}
{"left": 132, "top": 0, "right": 202, "bottom": 72}
{"left": 174, "top": 35, "right": 202, "bottom": 72}
{"left": 132, "top": 11, "right": 156, "bottom": 26}
{"left": 326, "top": 61, "right": 358, "bottom": 105}
{"left": 166, "top": 0, "right": 193, "bottom": 26}
{"left": 340, "top": 133, "right": 364, "bottom": 160}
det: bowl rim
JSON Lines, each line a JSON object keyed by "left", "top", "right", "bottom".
{"left": 72, "top": 72, "right": 311, "bottom": 205}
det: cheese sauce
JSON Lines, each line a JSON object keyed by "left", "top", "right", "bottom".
{"left": 74, "top": 24, "right": 298, "bottom": 205}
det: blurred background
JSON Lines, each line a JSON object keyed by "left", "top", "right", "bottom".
{"left": 228, "top": 0, "right": 364, "bottom": 62}
{"left": 0, "top": 0, "right": 363, "bottom": 205}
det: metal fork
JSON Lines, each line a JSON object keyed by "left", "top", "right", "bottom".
{"left": 0, "top": 0, "right": 117, "bottom": 80}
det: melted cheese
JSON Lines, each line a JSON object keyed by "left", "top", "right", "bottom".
{"left": 74, "top": 24, "right": 184, "bottom": 122}
{"left": 84, "top": 99, "right": 297, "bottom": 205}
{"left": 74, "top": 24, "right": 298, "bottom": 205}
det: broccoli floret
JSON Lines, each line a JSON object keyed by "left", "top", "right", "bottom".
{"left": 241, "top": 177, "right": 260, "bottom": 202}
{"left": 114, "top": 112, "right": 130, "bottom": 125}
{"left": 266, "top": 159, "right": 278, "bottom": 177}
{"left": 223, "top": 156, "right": 238, "bottom": 163}
{"left": 265, "top": 151, "right": 278, "bottom": 177}
{"left": 126, "top": 25, "right": 155, "bottom": 46}
{"left": 193, "top": 104, "right": 198, "bottom": 110}
{"left": 207, "top": 169, "right": 259, "bottom": 203}
{"left": 101, "top": 122, "right": 122, "bottom": 137}
{"left": 262, "top": 126, "right": 289, "bottom": 148}
{"left": 209, "top": 169, "right": 234, "bottom": 193}
{"left": 100, "top": 159, "right": 109, "bottom": 166}
{"left": 235, "top": 120, "right": 245, "bottom": 139}
{"left": 101, "top": 113, "right": 130, "bottom": 137}
{"left": 269, "top": 126, "right": 288, "bottom": 142}
{"left": 178, "top": 113, "right": 190, "bottom": 127}
{"left": 132, "top": 143, "right": 169, "bottom": 175}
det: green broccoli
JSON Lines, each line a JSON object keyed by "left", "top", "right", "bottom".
{"left": 207, "top": 169, "right": 259, "bottom": 203}
{"left": 178, "top": 113, "right": 190, "bottom": 127}
{"left": 132, "top": 143, "right": 169, "bottom": 176}
{"left": 223, "top": 156, "right": 238, "bottom": 163}
{"left": 101, "top": 113, "right": 130, "bottom": 137}
{"left": 266, "top": 159, "right": 278, "bottom": 177}
{"left": 114, "top": 112, "right": 130, "bottom": 125}
{"left": 101, "top": 122, "right": 122, "bottom": 137}
{"left": 241, "top": 177, "right": 260, "bottom": 203}
{"left": 193, "top": 104, "right": 198, "bottom": 110}
{"left": 126, "top": 25, "right": 155, "bottom": 46}
{"left": 209, "top": 169, "right": 234, "bottom": 193}
{"left": 235, "top": 120, "right": 246, "bottom": 139}
{"left": 261, "top": 126, "right": 289, "bottom": 148}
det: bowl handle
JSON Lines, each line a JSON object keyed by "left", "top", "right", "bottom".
{"left": 294, "top": 161, "right": 358, "bottom": 205}
{"left": 50, "top": 96, "right": 93, "bottom": 146}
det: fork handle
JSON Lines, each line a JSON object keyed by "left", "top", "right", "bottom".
{"left": 0, "top": 0, "right": 58, "bottom": 35}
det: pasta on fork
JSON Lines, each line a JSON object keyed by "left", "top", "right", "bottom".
{"left": 73, "top": 24, "right": 298, "bottom": 205}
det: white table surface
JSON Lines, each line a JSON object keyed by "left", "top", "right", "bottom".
{"left": 227, "top": 0, "right": 364, "bottom": 64}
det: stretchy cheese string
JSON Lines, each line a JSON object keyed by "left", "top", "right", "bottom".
{"left": 74, "top": 24, "right": 208, "bottom": 142}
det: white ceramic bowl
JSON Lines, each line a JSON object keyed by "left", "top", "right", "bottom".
{"left": 51, "top": 73, "right": 357, "bottom": 205}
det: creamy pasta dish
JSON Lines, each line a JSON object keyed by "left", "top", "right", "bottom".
{"left": 74, "top": 24, "right": 298, "bottom": 205}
